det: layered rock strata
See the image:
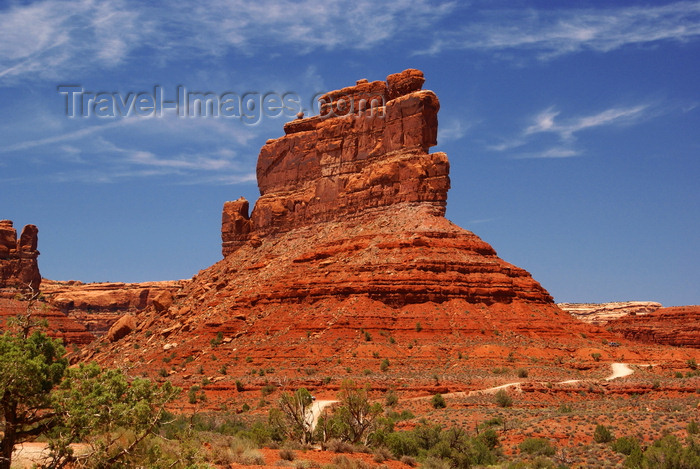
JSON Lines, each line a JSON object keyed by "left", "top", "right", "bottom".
{"left": 0, "top": 220, "right": 41, "bottom": 295}
{"left": 607, "top": 306, "right": 700, "bottom": 348}
{"left": 0, "top": 298, "right": 94, "bottom": 344}
{"left": 560, "top": 301, "right": 662, "bottom": 325}
{"left": 91, "top": 70, "right": 605, "bottom": 379}
{"left": 41, "top": 279, "right": 186, "bottom": 336}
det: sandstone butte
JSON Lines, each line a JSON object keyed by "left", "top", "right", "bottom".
{"left": 0, "top": 220, "right": 94, "bottom": 343}
{"left": 85, "top": 69, "right": 689, "bottom": 385}
{"left": 0, "top": 219, "right": 40, "bottom": 295}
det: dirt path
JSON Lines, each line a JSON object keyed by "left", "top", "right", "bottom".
{"left": 309, "top": 400, "right": 338, "bottom": 430}
{"left": 605, "top": 362, "right": 634, "bottom": 380}
{"left": 414, "top": 363, "right": 639, "bottom": 402}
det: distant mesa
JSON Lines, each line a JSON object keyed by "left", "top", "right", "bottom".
{"left": 559, "top": 301, "right": 663, "bottom": 325}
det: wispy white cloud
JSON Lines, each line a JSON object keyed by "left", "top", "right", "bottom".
{"left": 524, "top": 105, "right": 650, "bottom": 140}
{"left": 437, "top": 117, "right": 476, "bottom": 143}
{"left": 419, "top": 2, "right": 700, "bottom": 59}
{"left": 511, "top": 147, "right": 582, "bottom": 160}
{"left": 491, "top": 103, "right": 653, "bottom": 159}
{"left": 0, "top": 0, "right": 455, "bottom": 82}
{"left": 0, "top": 0, "right": 149, "bottom": 80}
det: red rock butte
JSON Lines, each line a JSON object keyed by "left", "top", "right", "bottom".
{"left": 219, "top": 69, "right": 554, "bottom": 307}
{"left": 89, "top": 70, "right": 604, "bottom": 377}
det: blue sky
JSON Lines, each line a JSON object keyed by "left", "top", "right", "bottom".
{"left": 0, "top": 0, "right": 698, "bottom": 306}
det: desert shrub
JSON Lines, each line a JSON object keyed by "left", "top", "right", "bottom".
{"left": 641, "top": 433, "right": 700, "bottom": 468}
{"left": 326, "top": 438, "right": 356, "bottom": 453}
{"left": 593, "top": 424, "right": 614, "bottom": 443}
{"left": 558, "top": 403, "right": 573, "bottom": 413}
{"left": 384, "top": 390, "right": 399, "bottom": 408}
{"left": 431, "top": 393, "right": 446, "bottom": 409}
{"left": 400, "top": 455, "right": 417, "bottom": 466}
{"left": 688, "top": 358, "right": 698, "bottom": 370}
{"left": 235, "top": 380, "right": 244, "bottom": 392}
{"left": 519, "top": 438, "right": 556, "bottom": 456}
{"left": 415, "top": 322, "right": 423, "bottom": 332}
{"left": 611, "top": 436, "right": 641, "bottom": 455}
{"left": 380, "top": 358, "right": 390, "bottom": 372}
{"left": 688, "top": 420, "right": 700, "bottom": 435}
{"left": 331, "top": 455, "right": 371, "bottom": 469}
{"left": 591, "top": 352, "right": 602, "bottom": 362}
{"left": 188, "top": 387, "right": 198, "bottom": 404}
{"left": 210, "top": 331, "right": 223, "bottom": 346}
{"left": 386, "top": 431, "right": 420, "bottom": 457}
{"left": 494, "top": 389, "right": 513, "bottom": 407}
{"left": 364, "top": 330, "right": 372, "bottom": 341}
{"left": 279, "top": 448, "right": 296, "bottom": 461}
{"left": 372, "top": 446, "right": 392, "bottom": 463}
{"left": 422, "top": 457, "right": 451, "bottom": 469}
{"left": 261, "top": 384, "right": 276, "bottom": 397}
{"left": 476, "top": 428, "right": 500, "bottom": 451}
{"left": 516, "top": 368, "right": 529, "bottom": 378}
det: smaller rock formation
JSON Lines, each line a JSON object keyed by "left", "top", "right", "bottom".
{"left": 559, "top": 301, "right": 662, "bottom": 325}
{"left": 105, "top": 314, "right": 137, "bottom": 342}
{"left": 41, "top": 279, "right": 186, "bottom": 337}
{"left": 607, "top": 306, "right": 700, "bottom": 348}
{"left": 0, "top": 220, "right": 41, "bottom": 295}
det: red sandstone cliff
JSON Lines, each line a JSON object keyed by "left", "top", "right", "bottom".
{"left": 41, "top": 279, "right": 187, "bottom": 337}
{"left": 606, "top": 306, "right": 700, "bottom": 348}
{"left": 86, "top": 70, "right": 615, "bottom": 381}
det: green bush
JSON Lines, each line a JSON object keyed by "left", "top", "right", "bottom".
{"left": 516, "top": 368, "right": 529, "bottom": 378}
{"left": 431, "top": 393, "right": 446, "bottom": 409}
{"left": 494, "top": 389, "right": 513, "bottom": 407}
{"left": 593, "top": 424, "right": 614, "bottom": 443}
{"left": 611, "top": 436, "right": 641, "bottom": 455}
{"left": 380, "top": 358, "right": 390, "bottom": 372}
{"left": 519, "top": 437, "right": 556, "bottom": 456}
{"left": 385, "top": 390, "right": 399, "bottom": 407}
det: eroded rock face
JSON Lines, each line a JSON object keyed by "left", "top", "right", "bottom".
{"left": 218, "top": 69, "right": 550, "bottom": 306}
{"left": 222, "top": 69, "right": 448, "bottom": 255}
{"left": 0, "top": 298, "right": 94, "bottom": 344}
{"left": 41, "top": 279, "right": 187, "bottom": 337}
{"left": 0, "top": 220, "right": 41, "bottom": 295}
{"left": 560, "top": 301, "right": 663, "bottom": 325}
{"left": 91, "top": 70, "right": 607, "bottom": 381}
{"left": 607, "top": 306, "right": 700, "bottom": 348}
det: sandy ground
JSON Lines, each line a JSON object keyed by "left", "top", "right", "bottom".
{"left": 8, "top": 363, "right": 642, "bottom": 467}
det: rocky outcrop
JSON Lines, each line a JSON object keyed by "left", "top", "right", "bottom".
{"left": 607, "top": 306, "right": 700, "bottom": 348}
{"left": 91, "top": 70, "right": 608, "bottom": 381}
{"left": 41, "top": 279, "right": 186, "bottom": 336}
{"left": 222, "top": 70, "right": 447, "bottom": 256}
{"left": 0, "top": 298, "right": 93, "bottom": 344}
{"left": 105, "top": 314, "right": 137, "bottom": 342}
{"left": 559, "top": 301, "right": 662, "bottom": 325}
{"left": 0, "top": 220, "right": 41, "bottom": 295}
